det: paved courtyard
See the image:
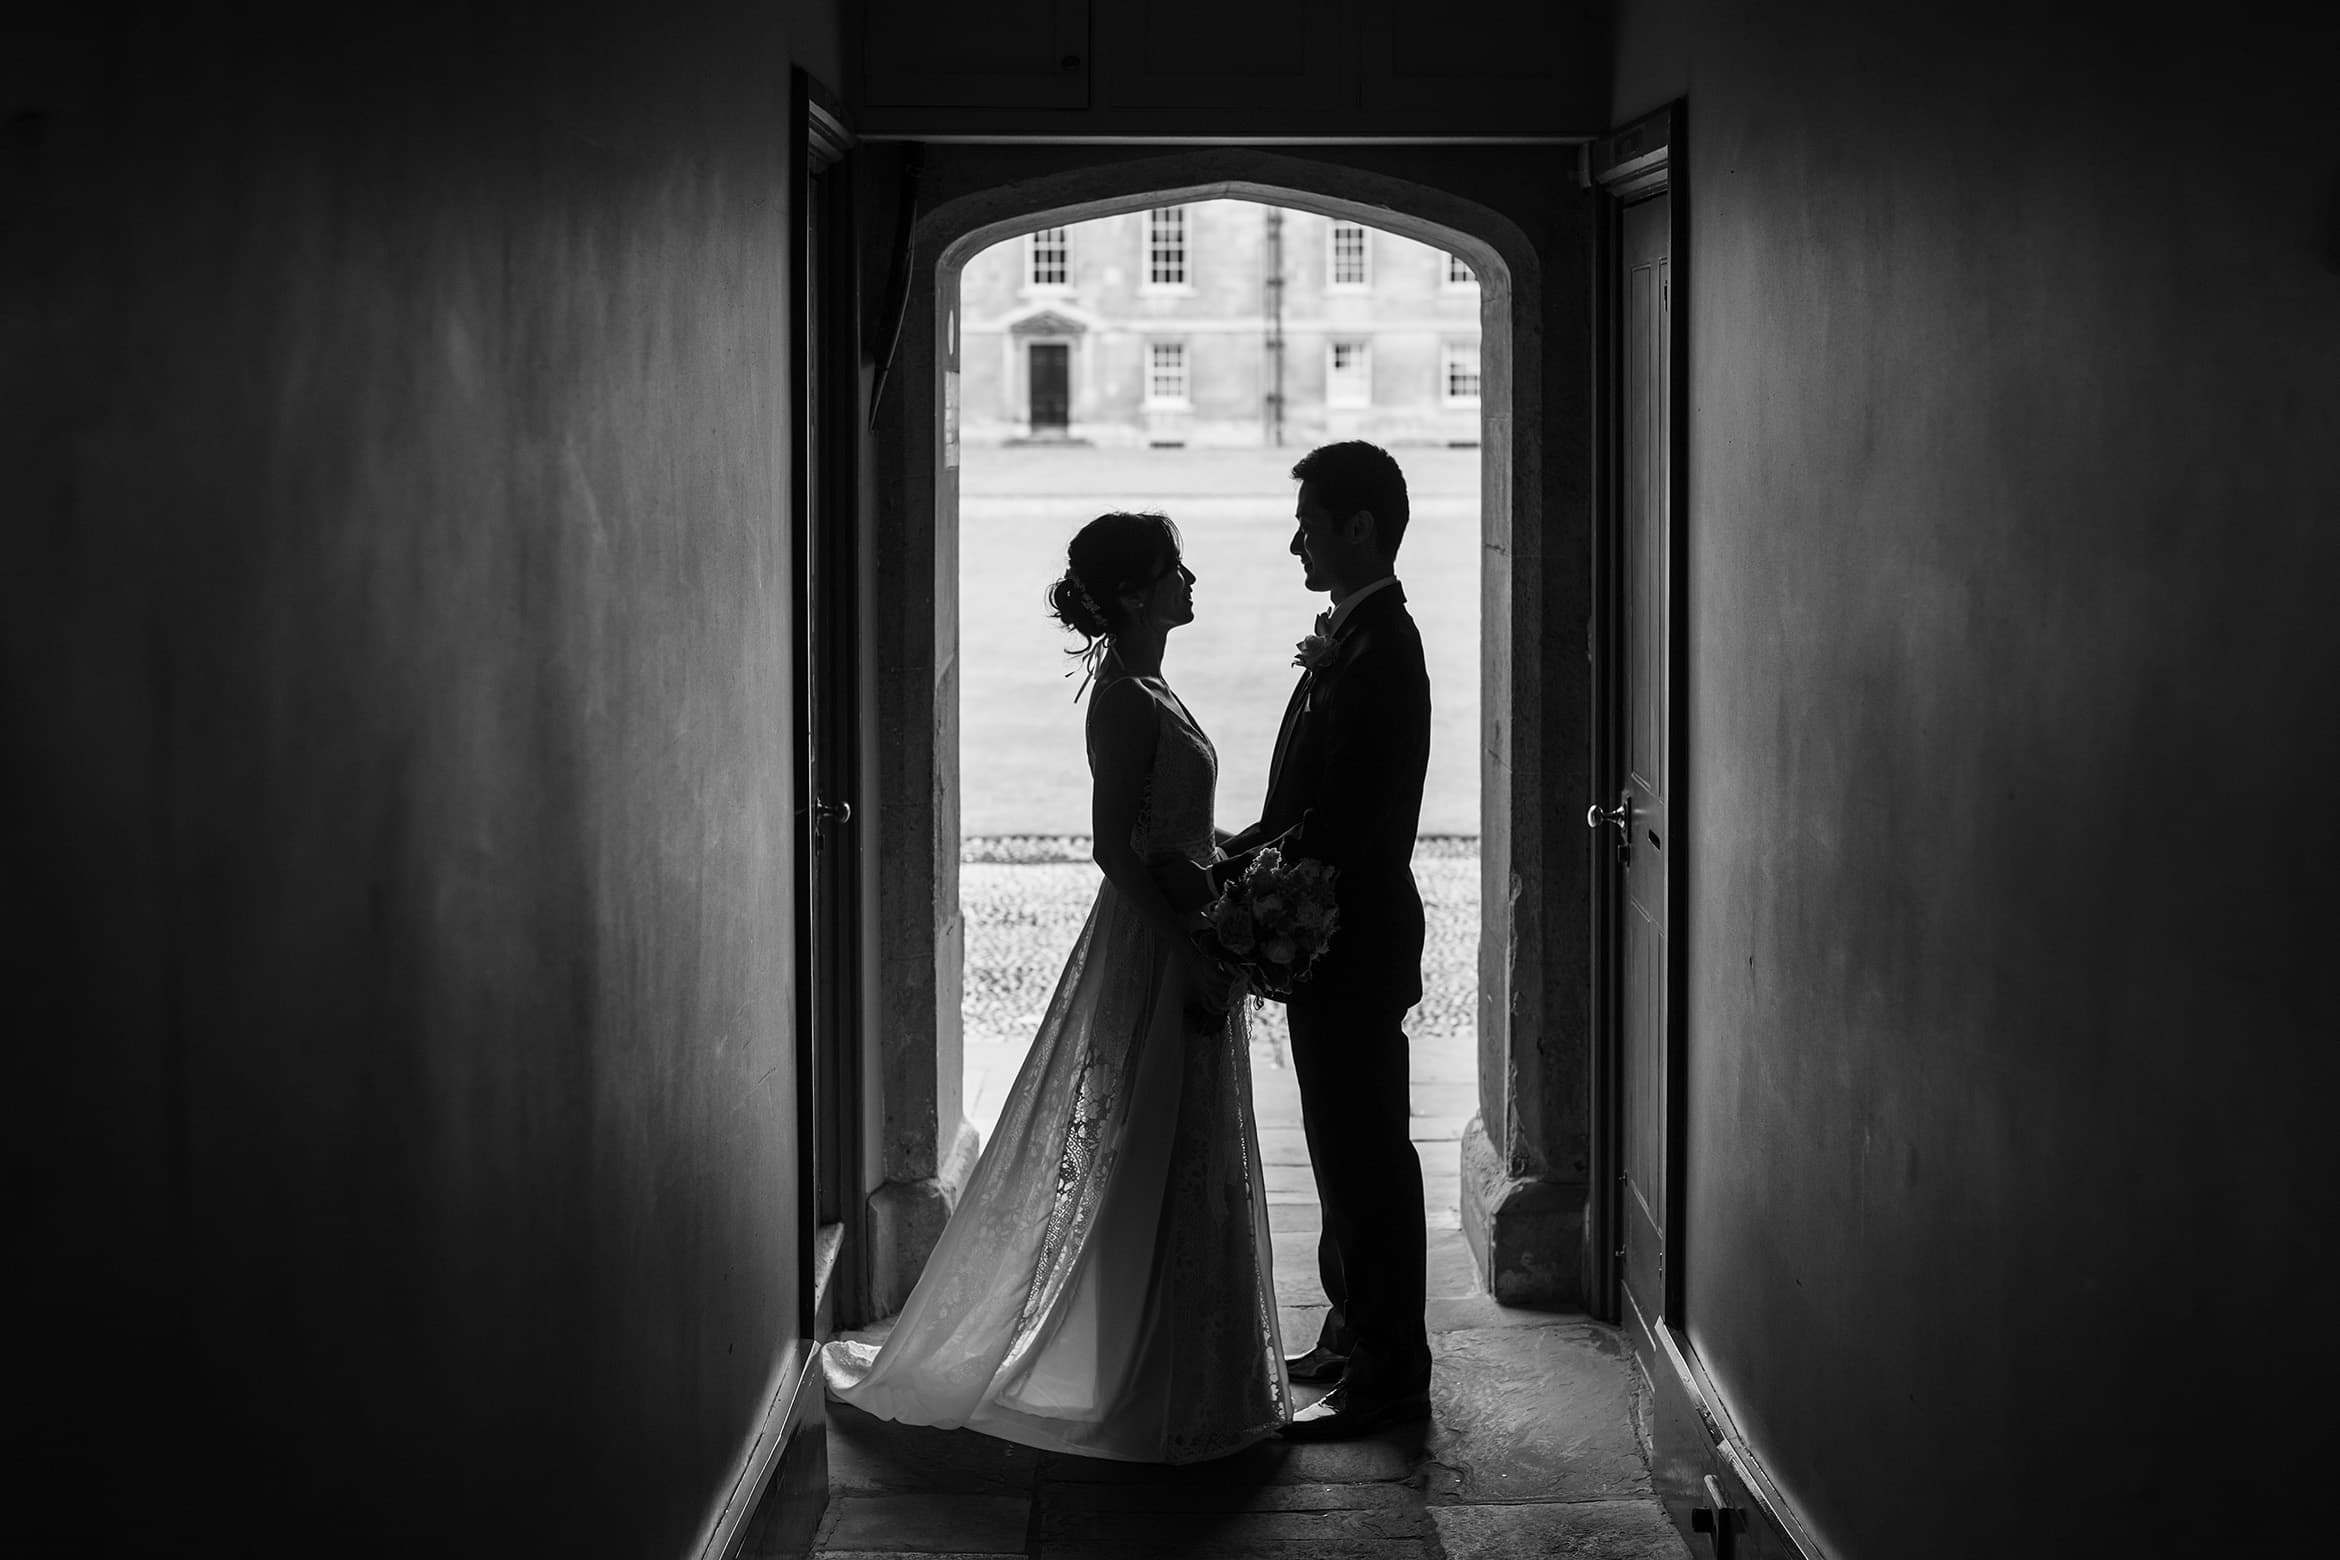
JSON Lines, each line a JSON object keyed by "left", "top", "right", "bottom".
{"left": 808, "top": 841, "right": 1693, "bottom": 1560}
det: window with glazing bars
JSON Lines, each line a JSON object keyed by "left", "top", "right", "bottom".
{"left": 1328, "top": 338, "right": 1371, "bottom": 405}
{"left": 1146, "top": 207, "right": 1188, "bottom": 287}
{"left": 1030, "top": 227, "right": 1070, "bottom": 287}
{"left": 1330, "top": 222, "right": 1370, "bottom": 286}
{"left": 1443, "top": 340, "right": 1483, "bottom": 403}
{"left": 1147, "top": 340, "right": 1189, "bottom": 403}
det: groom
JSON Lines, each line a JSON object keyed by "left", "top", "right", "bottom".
{"left": 1218, "top": 440, "right": 1434, "bottom": 1439}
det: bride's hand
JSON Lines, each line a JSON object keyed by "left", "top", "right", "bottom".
{"left": 1178, "top": 929, "right": 1242, "bottom": 1019}
{"left": 1150, "top": 856, "right": 1215, "bottom": 914}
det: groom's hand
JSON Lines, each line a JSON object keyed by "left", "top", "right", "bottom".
{"left": 1206, "top": 846, "right": 1259, "bottom": 893}
{"left": 1150, "top": 857, "right": 1215, "bottom": 914}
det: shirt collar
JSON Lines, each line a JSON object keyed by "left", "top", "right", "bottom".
{"left": 1322, "top": 576, "right": 1399, "bottom": 637}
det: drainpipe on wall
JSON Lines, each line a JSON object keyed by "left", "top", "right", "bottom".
{"left": 1263, "top": 208, "right": 1286, "bottom": 447}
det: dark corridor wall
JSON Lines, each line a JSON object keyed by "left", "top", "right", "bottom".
{"left": 1612, "top": 2, "right": 2340, "bottom": 1554}
{"left": 6, "top": 1, "right": 839, "bottom": 1551}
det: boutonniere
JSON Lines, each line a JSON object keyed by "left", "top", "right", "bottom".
{"left": 1292, "top": 633, "right": 1340, "bottom": 674}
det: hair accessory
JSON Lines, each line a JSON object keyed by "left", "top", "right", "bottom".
{"left": 1067, "top": 634, "right": 1113, "bottom": 702}
{"left": 1062, "top": 572, "right": 1116, "bottom": 702}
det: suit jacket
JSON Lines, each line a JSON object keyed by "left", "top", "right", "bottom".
{"left": 1223, "top": 583, "right": 1431, "bottom": 1008}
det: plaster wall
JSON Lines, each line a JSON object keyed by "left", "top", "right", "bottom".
{"left": 1612, "top": 3, "right": 2340, "bottom": 1551}
{"left": 7, "top": 2, "right": 841, "bottom": 1551}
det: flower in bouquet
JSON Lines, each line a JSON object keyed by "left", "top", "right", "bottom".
{"left": 1199, "top": 844, "right": 1341, "bottom": 1000}
{"left": 1206, "top": 892, "right": 1258, "bottom": 955}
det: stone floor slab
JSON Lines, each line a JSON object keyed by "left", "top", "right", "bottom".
{"left": 1265, "top": 1161, "right": 1320, "bottom": 1199}
{"left": 1043, "top": 1481, "right": 1418, "bottom": 1514}
{"left": 1408, "top": 1053, "right": 1480, "bottom": 1086}
{"left": 1273, "top": 1226, "right": 1483, "bottom": 1308}
{"left": 1280, "top": 1302, "right": 1330, "bottom": 1345}
{"left": 1272, "top": 1229, "right": 1320, "bottom": 1307}
{"left": 827, "top": 1404, "right": 1045, "bottom": 1496}
{"left": 1421, "top": 1326, "right": 1652, "bottom": 1504}
{"left": 817, "top": 1493, "right": 1029, "bottom": 1554}
{"left": 1258, "top": 1126, "right": 1315, "bottom": 1165}
{"left": 1039, "top": 1506, "right": 1434, "bottom": 1560}
{"left": 1407, "top": 1082, "right": 1479, "bottom": 1121}
{"left": 1427, "top": 1500, "right": 1693, "bottom": 1559}
{"left": 1039, "top": 1435, "right": 1417, "bottom": 1487}
{"left": 1424, "top": 1229, "right": 1483, "bottom": 1299}
{"left": 1426, "top": 1294, "right": 1585, "bottom": 1332}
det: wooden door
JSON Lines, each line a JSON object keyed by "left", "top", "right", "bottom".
{"left": 1028, "top": 341, "right": 1070, "bottom": 431}
{"left": 1616, "top": 191, "right": 1674, "bottom": 1328}
{"left": 795, "top": 87, "right": 863, "bottom": 1338}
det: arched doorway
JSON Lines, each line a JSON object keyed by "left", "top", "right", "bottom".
{"left": 856, "top": 146, "right": 1596, "bottom": 1322}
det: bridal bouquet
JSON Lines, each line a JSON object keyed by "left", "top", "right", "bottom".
{"left": 1197, "top": 845, "right": 1340, "bottom": 1001}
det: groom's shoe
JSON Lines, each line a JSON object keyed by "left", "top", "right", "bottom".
{"left": 1283, "top": 1345, "right": 1350, "bottom": 1384}
{"left": 1280, "top": 1384, "right": 1432, "bottom": 1442}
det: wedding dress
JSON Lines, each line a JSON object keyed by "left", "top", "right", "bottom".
{"left": 822, "top": 673, "right": 1289, "bottom": 1462}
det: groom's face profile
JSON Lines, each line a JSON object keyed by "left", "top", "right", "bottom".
{"left": 1291, "top": 482, "right": 1372, "bottom": 596}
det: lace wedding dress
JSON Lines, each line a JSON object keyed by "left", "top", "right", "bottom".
{"left": 822, "top": 674, "right": 1289, "bottom": 1462}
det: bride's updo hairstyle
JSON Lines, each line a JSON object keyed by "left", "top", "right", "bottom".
{"left": 1046, "top": 510, "right": 1183, "bottom": 645}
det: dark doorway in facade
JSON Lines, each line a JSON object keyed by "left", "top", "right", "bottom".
{"left": 1028, "top": 342, "right": 1070, "bottom": 433}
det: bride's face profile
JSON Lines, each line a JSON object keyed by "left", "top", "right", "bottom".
{"left": 1123, "top": 555, "right": 1196, "bottom": 634}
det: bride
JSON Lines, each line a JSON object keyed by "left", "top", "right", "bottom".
{"left": 822, "top": 510, "right": 1289, "bottom": 1462}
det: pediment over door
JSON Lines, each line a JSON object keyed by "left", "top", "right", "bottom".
{"left": 1008, "top": 309, "right": 1087, "bottom": 338}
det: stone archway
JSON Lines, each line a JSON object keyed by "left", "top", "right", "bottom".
{"left": 858, "top": 145, "right": 1596, "bottom": 1320}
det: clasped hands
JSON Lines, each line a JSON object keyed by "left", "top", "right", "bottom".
{"left": 1150, "top": 855, "right": 1244, "bottom": 1024}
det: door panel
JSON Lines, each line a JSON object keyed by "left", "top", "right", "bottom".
{"left": 1618, "top": 191, "right": 1672, "bottom": 1329}
{"left": 796, "top": 99, "right": 863, "bottom": 1337}
{"left": 1029, "top": 341, "right": 1070, "bottom": 430}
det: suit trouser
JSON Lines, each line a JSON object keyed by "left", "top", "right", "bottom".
{"left": 1287, "top": 990, "right": 1431, "bottom": 1397}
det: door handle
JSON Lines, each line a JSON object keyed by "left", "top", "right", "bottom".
{"left": 814, "top": 798, "right": 853, "bottom": 826}
{"left": 1587, "top": 796, "right": 1630, "bottom": 863}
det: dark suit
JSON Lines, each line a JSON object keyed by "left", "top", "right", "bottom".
{"left": 1223, "top": 582, "right": 1432, "bottom": 1399}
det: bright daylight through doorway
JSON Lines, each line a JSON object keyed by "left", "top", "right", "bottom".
{"left": 952, "top": 201, "right": 1486, "bottom": 1228}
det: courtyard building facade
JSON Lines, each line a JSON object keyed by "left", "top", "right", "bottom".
{"left": 957, "top": 200, "right": 1485, "bottom": 448}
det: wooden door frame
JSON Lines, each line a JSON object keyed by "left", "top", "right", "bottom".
{"left": 793, "top": 70, "right": 865, "bottom": 1339}
{"left": 1591, "top": 102, "right": 1826, "bottom": 1560}
{"left": 1590, "top": 100, "right": 1687, "bottom": 1334}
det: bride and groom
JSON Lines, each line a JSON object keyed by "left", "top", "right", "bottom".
{"left": 822, "top": 440, "right": 1434, "bottom": 1460}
